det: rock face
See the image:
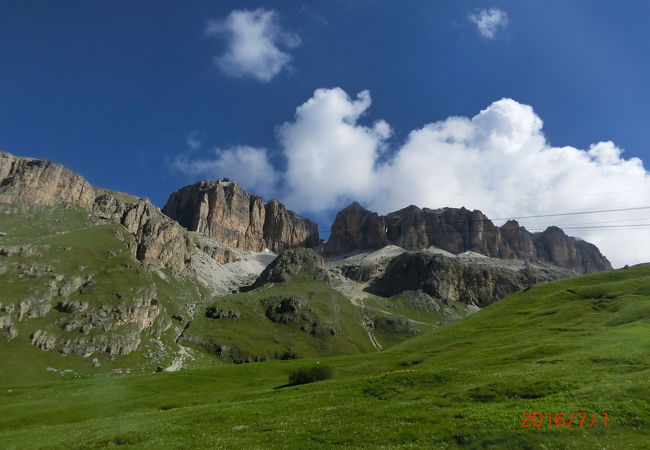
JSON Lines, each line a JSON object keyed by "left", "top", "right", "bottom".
{"left": 111, "top": 199, "right": 196, "bottom": 275}
{"left": 0, "top": 152, "right": 95, "bottom": 208}
{"left": 264, "top": 199, "right": 320, "bottom": 252}
{"left": 325, "top": 203, "right": 611, "bottom": 274}
{"left": 162, "top": 181, "right": 319, "bottom": 253}
{"left": 367, "top": 252, "right": 576, "bottom": 307}
{"left": 0, "top": 152, "right": 195, "bottom": 275}
{"left": 253, "top": 248, "right": 327, "bottom": 287}
{"left": 323, "top": 202, "right": 387, "bottom": 255}
{"left": 162, "top": 180, "right": 266, "bottom": 251}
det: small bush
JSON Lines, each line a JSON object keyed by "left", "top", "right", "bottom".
{"left": 288, "top": 365, "right": 332, "bottom": 385}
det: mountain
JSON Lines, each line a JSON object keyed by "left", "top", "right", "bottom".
{"left": 0, "top": 150, "right": 614, "bottom": 377}
{"left": 0, "top": 152, "right": 463, "bottom": 372}
{"left": 324, "top": 201, "right": 612, "bottom": 273}
{"left": 162, "top": 181, "right": 319, "bottom": 254}
{"left": 2, "top": 263, "right": 647, "bottom": 448}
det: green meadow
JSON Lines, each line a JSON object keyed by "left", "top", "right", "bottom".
{"left": 1, "top": 264, "right": 648, "bottom": 449}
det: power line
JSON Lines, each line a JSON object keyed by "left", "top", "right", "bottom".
{"left": 492, "top": 206, "right": 650, "bottom": 221}
{"left": 492, "top": 188, "right": 650, "bottom": 204}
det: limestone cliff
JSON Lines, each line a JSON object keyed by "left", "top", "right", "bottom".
{"left": 325, "top": 203, "right": 611, "bottom": 273}
{"left": 0, "top": 151, "right": 95, "bottom": 208}
{"left": 162, "top": 181, "right": 319, "bottom": 253}
{"left": 367, "top": 251, "right": 576, "bottom": 307}
{"left": 162, "top": 180, "right": 266, "bottom": 251}
{"left": 263, "top": 199, "right": 320, "bottom": 252}
{"left": 323, "top": 202, "right": 387, "bottom": 255}
{"left": 0, "top": 152, "right": 195, "bottom": 275}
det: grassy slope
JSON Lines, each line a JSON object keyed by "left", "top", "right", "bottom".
{"left": 183, "top": 281, "right": 459, "bottom": 362}
{"left": 0, "top": 264, "right": 648, "bottom": 449}
{"left": 1, "top": 205, "right": 447, "bottom": 382}
{"left": 0, "top": 205, "right": 212, "bottom": 381}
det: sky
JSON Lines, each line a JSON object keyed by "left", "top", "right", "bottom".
{"left": 1, "top": 0, "right": 649, "bottom": 267}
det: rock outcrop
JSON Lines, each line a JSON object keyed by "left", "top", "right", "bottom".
{"left": 162, "top": 180, "right": 319, "bottom": 253}
{"left": 0, "top": 152, "right": 95, "bottom": 208}
{"left": 0, "top": 152, "right": 196, "bottom": 275}
{"left": 116, "top": 199, "right": 196, "bottom": 275}
{"left": 325, "top": 203, "right": 611, "bottom": 274}
{"left": 263, "top": 199, "right": 320, "bottom": 252}
{"left": 162, "top": 180, "right": 266, "bottom": 251}
{"left": 253, "top": 248, "right": 327, "bottom": 287}
{"left": 367, "top": 251, "right": 576, "bottom": 307}
{"left": 323, "top": 202, "right": 387, "bottom": 255}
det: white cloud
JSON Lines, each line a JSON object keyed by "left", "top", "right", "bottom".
{"left": 469, "top": 8, "right": 509, "bottom": 39}
{"left": 173, "top": 88, "right": 650, "bottom": 267}
{"left": 278, "top": 88, "right": 391, "bottom": 210}
{"left": 173, "top": 145, "right": 277, "bottom": 195}
{"left": 186, "top": 131, "right": 201, "bottom": 150}
{"left": 206, "top": 8, "right": 300, "bottom": 82}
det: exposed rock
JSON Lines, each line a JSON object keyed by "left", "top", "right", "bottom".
{"left": 262, "top": 296, "right": 325, "bottom": 336}
{"left": 52, "top": 288, "right": 163, "bottom": 357}
{"left": 92, "top": 193, "right": 130, "bottom": 221}
{"left": 121, "top": 200, "right": 196, "bottom": 275}
{"left": 26, "top": 298, "right": 52, "bottom": 319}
{"left": 367, "top": 251, "right": 576, "bottom": 307}
{"left": 57, "top": 276, "right": 88, "bottom": 298}
{"left": 325, "top": 202, "right": 611, "bottom": 274}
{"left": 339, "top": 262, "right": 379, "bottom": 282}
{"left": 0, "top": 316, "right": 18, "bottom": 340}
{"left": 162, "top": 180, "right": 266, "bottom": 251}
{"left": 401, "top": 290, "right": 442, "bottom": 312}
{"left": 0, "top": 152, "right": 95, "bottom": 208}
{"left": 264, "top": 297, "right": 306, "bottom": 325}
{"left": 17, "top": 263, "right": 54, "bottom": 278}
{"left": 263, "top": 199, "right": 319, "bottom": 252}
{"left": 31, "top": 329, "right": 57, "bottom": 351}
{"left": 0, "top": 245, "right": 47, "bottom": 257}
{"left": 535, "top": 226, "right": 611, "bottom": 273}
{"left": 253, "top": 248, "right": 327, "bottom": 287}
{"left": 324, "top": 202, "right": 387, "bottom": 256}
{"left": 57, "top": 299, "right": 89, "bottom": 313}
{"left": 205, "top": 307, "right": 241, "bottom": 319}
{"left": 0, "top": 152, "right": 196, "bottom": 276}
{"left": 162, "top": 180, "right": 319, "bottom": 253}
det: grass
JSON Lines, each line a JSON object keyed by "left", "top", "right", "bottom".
{"left": 0, "top": 204, "right": 453, "bottom": 382}
{"left": 0, "top": 263, "right": 648, "bottom": 448}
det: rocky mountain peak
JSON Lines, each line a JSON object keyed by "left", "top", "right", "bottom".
{"left": 0, "top": 151, "right": 95, "bottom": 208}
{"left": 162, "top": 181, "right": 319, "bottom": 253}
{"left": 0, "top": 152, "right": 195, "bottom": 276}
{"left": 325, "top": 202, "right": 612, "bottom": 274}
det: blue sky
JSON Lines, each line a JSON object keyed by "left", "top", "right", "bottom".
{"left": 1, "top": 1, "right": 649, "bottom": 265}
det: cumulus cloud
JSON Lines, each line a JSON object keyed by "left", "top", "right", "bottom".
{"left": 278, "top": 88, "right": 392, "bottom": 210}
{"left": 469, "top": 8, "right": 509, "bottom": 39}
{"left": 206, "top": 8, "right": 300, "bottom": 82}
{"left": 173, "top": 88, "right": 650, "bottom": 267}
{"left": 173, "top": 145, "right": 277, "bottom": 195}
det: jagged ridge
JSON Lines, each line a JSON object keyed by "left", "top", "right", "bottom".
{"left": 162, "top": 180, "right": 319, "bottom": 253}
{"left": 324, "top": 202, "right": 611, "bottom": 274}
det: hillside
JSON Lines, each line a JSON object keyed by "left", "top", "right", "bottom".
{"left": 1, "top": 264, "right": 648, "bottom": 448}
{"left": 1, "top": 204, "right": 465, "bottom": 378}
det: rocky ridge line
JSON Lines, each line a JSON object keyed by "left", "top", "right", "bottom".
{"left": 324, "top": 202, "right": 611, "bottom": 274}
{"left": 162, "top": 180, "right": 319, "bottom": 253}
{"left": 0, "top": 151, "right": 195, "bottom": 275}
